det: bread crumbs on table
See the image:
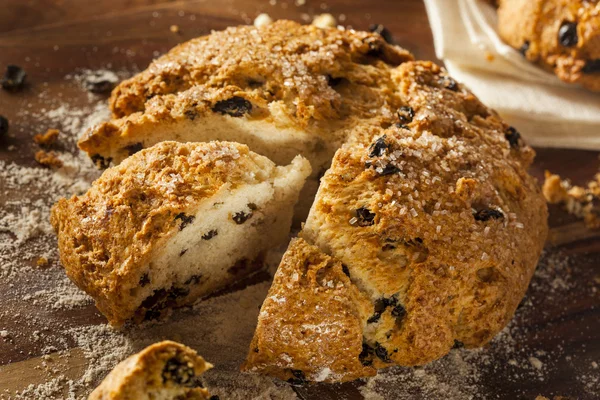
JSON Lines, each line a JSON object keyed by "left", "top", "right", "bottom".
{"left": 35, "top": 150, "right": 63, "bottom": 168}
{"left": 34, "top": 128, "right": 59, "bottom": 147}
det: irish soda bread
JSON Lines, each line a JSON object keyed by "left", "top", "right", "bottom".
{"left": 243, "top": 61, "right": 548, "bottom": 382}
{"left": 77, "top": 20, "right": 413, "bottom": 218}
{"left": 51, "top": 141, "right": 310, "bottom": 326}
{"left": 496, "top": 0, "right": 600, "bottom": 91}
{"left": 89, "top": 341, "right": 213, "bottom": 400}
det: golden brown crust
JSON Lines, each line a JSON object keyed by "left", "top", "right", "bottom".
{"left": 89, "top": 340, "right": 212, "bottom": 400}
{"left": 109, "top": 20, "right": 412, "bottom": 120}
{"left": 245, "top": 61, "right": 548, "bottom": 377}
{"left": 242, "top": 238, "right": 376, "bottom": 383}
{"left": 497, "top": 0, "right": 600, "bottom": 92}
{"left": 78, "top": 20, "right": 413, "bottom": 166}
{"left": 51, "top": 141, "right": 276, "bottom": 326}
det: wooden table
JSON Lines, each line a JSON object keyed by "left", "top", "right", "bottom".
{"left": 0, "top": 1, "right": 598, "bottom": 399}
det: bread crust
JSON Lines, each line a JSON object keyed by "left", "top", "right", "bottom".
{"left": 497, "top": 0, "right": 600, "bottom": 91}
{"left": 89, "top": 340, "right": 212, "bottom": 399}
{"left": 78, "top": 20, "right": 413, "bottom": 167}
{"left": 244, "top": 60, "right": 548, "bottom": 379}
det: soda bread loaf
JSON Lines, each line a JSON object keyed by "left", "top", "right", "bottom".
{"left": 243, "top": 61, "right": 548, "bottom": 382}
{"left": 77, "top": 20, "right": 413, "bottom": 219}
{"left": 51, "top": 141, "right": 310, "bottom": 326}
{"left": 66, "top": 21, "right": 548, "bottom": 381}
{"left": 496, "top": 0, "right": 600, "bottom": 91}
{"left": 89, "top": 340, "right": 213, "bottom": 400}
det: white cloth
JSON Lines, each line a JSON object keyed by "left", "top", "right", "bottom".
{"left": 423, "top": 0, "right": 600, "bottom": 150}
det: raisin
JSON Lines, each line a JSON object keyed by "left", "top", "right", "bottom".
{"left": 0, "top": 115, "right": 8, "bottom": 137}
{"left": 374, "top": 342, "right": 391, "bottom": 362}
{"left": 201, "top": 229, "right": 218, "bottom": 240}
{"left": 391, "top": 303, "right": 406, "bottom": 320}
{"left": 145, "top": 309, "right": 162, "bottom": 320}
{"left": 453, "top": 340, "right": 464, "bottom": 349}
{"left": 90, "top": 154, "right": 112, "bottom": 169}
{"left": 212, "top": 96, "right": 252, "bottom": 117}
{"left": 473, "top": 208, "right": 504, "bottom": 221}
{"left": 162, "top": 357, "right": 196, "bottom": 385}
{"left": 232, "top": 211, "right": 252, "bottom": 224}
{"left": 519, "top": 41, "right": 530, "bottom": 57}
{"left": 369, "top": 135, "right": 388, "bottom": 157}
{"left": 184, "top": 109, "right": 197, "bottom": 120}
{"left": 378, "top": 163, "right": 400, "bottom": 176}
{"left": 438, "top": 75, "right": 458, "bottom": 91}
{"left": 86, "top": 79, "right": 114, "bottom": 94}
{"left": 359, "top": 342, "right": 374, "bottom": 366}
{"left": 582, "top": 59, "right": 600, "bottom": 74}
{"left": 397, "top": 106, "right": 414, "bottom": 125}
{"left": 342, "top": 264, "right": 351, "bottom": 277}
{"left": 175, "top": 213, "right": 195, "bottom": 230}
{"left": 369, "top": 24, "right": 394, "bottom": 44}
{"left": 209, "top": 396, "right": 221, "bottom": 400}
{"left": 327, "top": 75, "right": 344, "bottom": 87}
{"left": 247, "top": 203, "right": 258, "bottom": 210}
{"left": 139, "top": 273, "right": 150, "bottom": 287}
{"left": 168, "top": 287, "right": 190, "bottom": 299}
{"left": 558, "top": 21, "right": 578, "bottom": 47}
{"left": 179, "top": 249, "right": 188, "bottom": 257}
{"left": 356, "top": 207, "right": 376, "bottom": 226}
{"left": 1, "top": 65, "right": 26, "bottom": 91}
{"left": 368, "top": 297, "right": 401, "bottom": 324}
{"left": 287, "top": 369, "right": 307, "bottom": 386}
{"left": 505, "top": 126, "right": 521, "bottom": 148}
{"left": 123, "top": 142, "right": 143, "bottom": 156}
{"left": 185, "top": 274, "right": 202, "bottom": 285}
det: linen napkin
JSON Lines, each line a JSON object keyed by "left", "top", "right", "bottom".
{"left": 423, "top": 0, "right": 600, "bottom": 150}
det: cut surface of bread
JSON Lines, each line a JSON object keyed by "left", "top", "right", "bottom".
{"left": 243, "top": 61, "right": 548, "bottom": 382}
{"left": 89, "top": 340, "right": 212, "bottom": 400}
{"left": 51, "top": 141, "right": 311, "bottom": 326}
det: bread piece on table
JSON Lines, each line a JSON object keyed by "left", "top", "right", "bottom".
{"left": 89, "top": 340, "right": 212, "bottom": 400}
{"left": 242, "top": 238, "right": 376, "bottom": 383}
{"left": 77, "top": 20, "right": 413, "bottom": 219}
{"left": 51, "top": 141, "right": 311, "bottom": 326}
{"left": 244, "top": 61, "right": 548, "bottom": 381}
{"left": 497, "top": 0, "right": 600, "bottom": 92}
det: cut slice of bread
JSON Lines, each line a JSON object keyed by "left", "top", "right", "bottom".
{"left": 89, "top": 340, "right": 212, "bottom": 400}
{"left": 244, "top": 61, "right": 548, "bottom": 381}
{"left": 51, "top": 141, "right": 311, "bottom": 326}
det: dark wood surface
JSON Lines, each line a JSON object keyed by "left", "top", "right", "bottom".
{"left": 0, "top": 1, "right": 598, "bottom": 399}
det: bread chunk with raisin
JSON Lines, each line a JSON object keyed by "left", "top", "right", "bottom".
{"left": 244, "top": 61, "right": 548, "bottom": 381}
{"left": 89, "top": 341, "right": 212, "bottom": 400}
{"left": 77, "top": 20, "right": 413, "bottom": 219}
{"left": 51, "top": 141, "right": 310, "bottom": 326}
{"left": 497, "top": 0, "right": 600, "bottom": 91}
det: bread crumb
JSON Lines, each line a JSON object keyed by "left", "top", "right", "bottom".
{"left": 34, "top": 128, "right": 59, "bottom": 147}
{"left": 35, "top": 150, "right": 63, "bottom": 168}
{"left": 0, "top": 330, "right": 9, "bottom": 338}
{"left": 485, "top": 51, "right": 495, "bottom": 62}
{"left": 253, "top": 13, "right": 273, "bottom": 28}
{"left": 312, "top": 13, "right": 337, "bottom": 28}
{"left": 543, "top": 170, "right": 600, "bottom": 229}
{"left": 36, "top": 257, "right": 50, "bottom": 268}
{"left": 170, "top": 24, "right": 180, "bottom": 34}
{"left": 529, "top": 356, "right": 543, "bottom": 370}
